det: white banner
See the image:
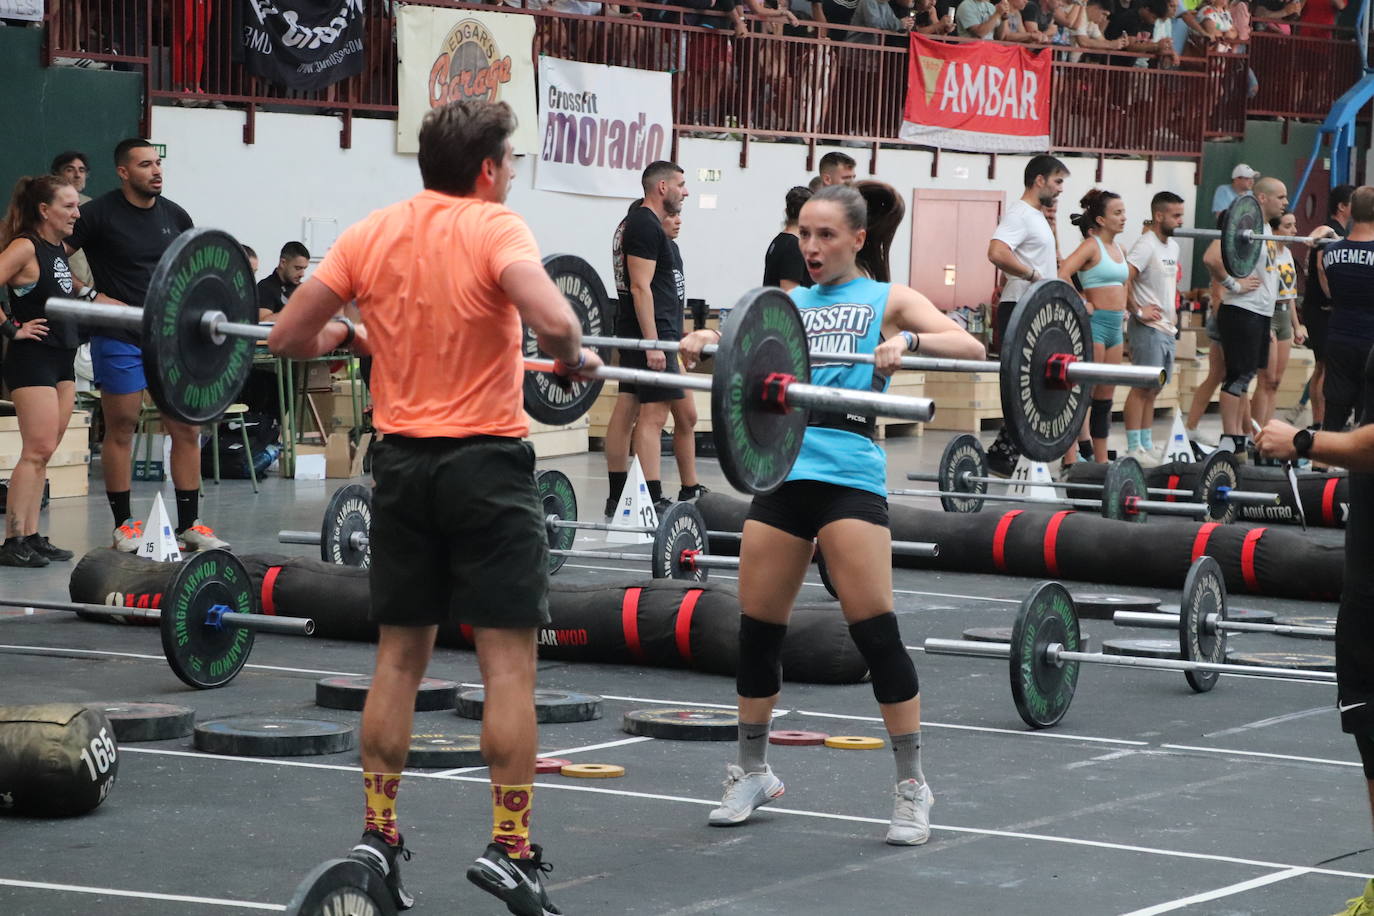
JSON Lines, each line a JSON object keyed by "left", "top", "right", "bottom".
{"left": 395, "top": 6, "right": 537, "bottom": 156}
{"left": 535, "top": 56, "right": 673, "bottom": 199}
{"left": 0, "top": 0, "right": 43, "bottom": 21}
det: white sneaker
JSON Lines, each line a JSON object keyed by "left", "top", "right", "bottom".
{"left": 708, "top": 764, "right": 785, "bottom": 826}
{"left": 886, "top": 779, "right": 934, "bottom": 846}
{"left": 1190, "top": 427, "right": 1218, "bottom": 448}
{"left": 1127, "top": 446, "right": 1161, "bottom": 468}
{"left": 112, "top": 519, "right": 144, "bottom": 553}
{"left": 177, "top": 520, "right": 230, "bottom": 552}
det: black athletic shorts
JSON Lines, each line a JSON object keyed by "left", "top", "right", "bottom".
{"left": 1321, "top": 337, "right": 1372, "bottom": 431}
{"left": 617, "top": 346, "right": 684, "bottom": 403}
{"left": 368, "top": 434, "right": 550, "bottom": 628}
{"left": 1217, "top": 305, "right": 1270, "bottom": 394}
{"left": 1305, "top": 304, "right": 1331, "bottom": 361}
{"left": 1340, "top": 475, "right": 1374, "bottom": 756}
{"left": 3, "top": 341, "right": 76, "bottom": 390}
{"left": 747, "top": 479, "right": 888, "bottom": 542}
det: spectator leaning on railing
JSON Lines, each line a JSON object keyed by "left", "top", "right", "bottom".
{"left": 956, "top": 0, "right": 1011, "bottom": 38}
{"left": 1065, "top": 0, "right": 1129, "bottom": 58}
{"left": 1022, "top": 0, "right": 1066, "bottom": 42}
{"left": 1251, "top": 0, "right": 1301, "bottom": 34}
{"left": 998, "top": 0, "right": 1053, "bottom": 41}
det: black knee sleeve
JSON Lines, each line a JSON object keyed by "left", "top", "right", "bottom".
{"left": 1221, "top": 370, "right": 1256, "bottom": 398}
{"left": 1356, "top": 734, "right": 1374, "bottom": 780}
{"left": 848, "top": 613, "right": 918, "bottom": 704}
{"left": 1089, "top": 398, "right": 1112, "bottom": 440}
{"left": 736, "top": 614, "right": 787, "bottom": 698}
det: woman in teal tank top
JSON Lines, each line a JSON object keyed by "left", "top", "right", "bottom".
{"left": 1060, "top": 188, "right": 1131, "bottom": 462}
{"left": 680, "top": 183, "right": 984, "bottom": 846}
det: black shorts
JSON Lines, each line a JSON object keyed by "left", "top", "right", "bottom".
{"left": 1305, "top": 304, "right": 1331, "bottom": 361}
{"left": 617, "top": 347, "right": 684, "bottom": 403}
{"left": 3, "top": 342, "right": 76, "bottom": 390}
{"left": 747, "top": 479, "right": 888, "bottom": 542}
{"left": 368, "top": 435, "right": 550, "bottom": 628}
{"left": 1217, "top": 305, "right": 1270, "bottom": 395}
{"left": 1321, "top": 337, "right": 1373, "bottom": 430}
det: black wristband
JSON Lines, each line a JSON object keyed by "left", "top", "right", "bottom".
{"left": 330, "top": 316, "right": 356, "bottom": 348}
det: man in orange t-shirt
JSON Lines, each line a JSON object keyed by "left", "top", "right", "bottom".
{"left": 269, "top": 99, "right": 600, "bottom": 916}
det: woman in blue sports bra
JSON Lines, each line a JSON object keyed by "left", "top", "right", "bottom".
{"left": 1059, "top": 188, "right": 1130, "bottom": 462}
{"left": 679, "top": 183, "right": 984, "bottom": 846}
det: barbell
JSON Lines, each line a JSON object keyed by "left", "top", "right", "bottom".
{"left": 923, "top": 556, "right": 1334, "bottom": 729}
{"left": 1114, "top": 608, "right": 1334, "bottom": 641}
{"left": 901, "top": 434, "right": 1278, "bottom": 524}
{"left": 1172, "top": 193, "right": 1336, "bottom": 278}
{"left": 10, "top": 550, "right": 314, "bottom": 689}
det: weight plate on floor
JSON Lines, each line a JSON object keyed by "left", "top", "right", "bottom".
{"left": 1225, "top": 650, "right": 1335, "bottom": 671}
{"left": 652, "top": 501, "right": 709, "bottom": 581}
{"left": 1071, "top": 593, "right": 1161, "bottom": 620}
{"left": 824, "top": 735, "right": 885, "bottom": 750}
{"left": 1273, "top": 614, "right": 1338, "bottom": 639}
{"left": 711, "top": 287, "right": 810, "bottom": 495}
{"left": 194, "top": 716, "right": 355, "bottom": 757}
{"left": 938, "top": 434, "right": 988, "bottom": 514}
{"left": 1009, "top": 580, "right": 1081, "bottom": 729}
{"left": 524, "top": 255, "right": 609, "bottom": 426}
{"left": 536, "top": 757, "right": 571, "bottom": 774}
{"left": 161, "top": 549, "right": 257, "bottom": 690}
{"left": 963, "top": 626, "right": 1013, "bottom": 643}
{"left": 284, "top": 857, "right": 396, "bottom": 916}
{"left": 142, "top": 228, "right": 257, "bottom": 425}
{"left": 1180, "top": 555, "right": 1227, "bottom": 693}
{"left": 455, "top": 688, "right": 603, "bottom": 724}
{"left": 536, "top": 468, "right": 578, "bottom": 575}
{"left": 999, "top": 280, "right": 1092, "bottom": 462}
{"left": 622, "top": 707, "right": 738, "bottom": 740}
{"left": 321, "top": 484, "right": 372, "bottom": 568}
{"left": 561, "top": 763, "right": 625, "bottom": 778}
{"left": 406, "top": 732, "right": 484, "bottom": 768}
{"left": 315, "top": 676, "right": 458, "bottom": 712}
{"left": 97, "top": 702, "right": 195, "bottom": 742}
{"left": 1102, "top": 456, "right": 1149, "bottom": 523}
{"left": 1102, "top": 638, "right": 1180, "bottom": 659}
{"left": 1219, "top": 192, "right": 1265, "bottom": 279}
{"left": 769, "top": 730, "right": 829, "bottom": 746}
{"left": 1193, "top": 450, "right": 1240, "bottom": 524}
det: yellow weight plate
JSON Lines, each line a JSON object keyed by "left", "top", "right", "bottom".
{"left": 823, "top": 735, "right": 885, "bottom": 750}
{"left": 560, "top": 763, "right": 626, "bottom": 778}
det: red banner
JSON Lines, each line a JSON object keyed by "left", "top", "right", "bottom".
{"left": 900, "top": 36, "right": 1052, "bottom": 153}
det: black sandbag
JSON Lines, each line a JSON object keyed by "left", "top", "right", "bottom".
{"left": 1065, "top": 460, "right": 1350, "bottom": 527}
{"left": 0, "top": 704, "right": 118, "bottom": 817}
{"left": 697, "top": 491, "right": 1343, "bottom": 600}
{"left": 67, "top": 548, "right": 172, "bottom": 625}
{"left": 71, "top": 551, "right": 867, "bottom": 684}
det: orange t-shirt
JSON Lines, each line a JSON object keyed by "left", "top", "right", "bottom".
{"left": 312, "top": 190, "right": 541, "bottom": 438}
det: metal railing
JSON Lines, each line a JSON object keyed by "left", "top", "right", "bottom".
{"left": 38, "top": 0, "right": 1365, "bottom": 156}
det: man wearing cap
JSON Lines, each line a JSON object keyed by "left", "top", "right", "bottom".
{"left": 1213, "top": 164, "right": 1258, "bottom": 223}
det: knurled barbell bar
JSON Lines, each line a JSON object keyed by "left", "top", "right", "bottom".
{"left": 922, "top": 556, "right": 1334, "bottom": 729}
{"left": 905, "top": 434, "right": 1279, "bottom": 524}
{"left": 1172, "top": 193, "right": 1337, "bottom": 278}
{"left": 10, "top": 550, "right": 314, "bottom": 689}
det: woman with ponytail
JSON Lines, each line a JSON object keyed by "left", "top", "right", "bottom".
{"left": 1060, "top": 188, "right": 1132, "bottom": 464}
{"left": 0, "top": 175, "right": 99, "bottom": 567}
{"left": 679, "top": 181, "right": 984, "bottom": 847}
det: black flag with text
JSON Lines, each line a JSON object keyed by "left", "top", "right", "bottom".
{"left": 235, "top": 0, "right": 365, "bottom": 91}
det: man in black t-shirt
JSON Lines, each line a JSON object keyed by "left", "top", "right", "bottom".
{"left": 257, "top": 241, "right": 311, "bottom": 320}
{"left": 603, "top": 161, "right": 693, "bottom": 518}
{"left": 1304, "top": 184, "right": 1355, "bottom": 430}
{"left": 1316, "top": 186, "right": 1374, "bottom": 434}
{"left": 66, "top": 138, "right": 229, "bottom": 554}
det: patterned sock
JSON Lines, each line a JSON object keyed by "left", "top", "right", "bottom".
{"left": 737, "top": 721, "right": 770, "bottom": 772}
{"left": 891, "top": 731, "right": 924, "bottom": 785}
{"left": 362, "top": 772, "right": 401, "bottom": 845}
{"left": 491, "top": 784, "right": 534, "bottom": 859}
{"left": 1125, "top": 429, "right": 1141, "bottom": 451}
{"left": 1141, "top": 429, "right": 1155, "bottom": 451}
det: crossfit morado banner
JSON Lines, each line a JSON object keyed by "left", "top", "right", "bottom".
{"left": 235, "top": 0, "right": 365, "bottom": 91}
{"left": 396, "top": 5, "right": 538, "bottom": 156}
{"left": 535, "top": 56, "right": 673, "bottom": 198}
{"left": 899, "top": 35, "right": 1051, "bottom": 154}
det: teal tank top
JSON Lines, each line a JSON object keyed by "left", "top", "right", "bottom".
{"left": 785, "top": 277, "right": 890, "bottom": 497}
{"left": 1077, "top": 236, "right": 1129, "bottom": 290}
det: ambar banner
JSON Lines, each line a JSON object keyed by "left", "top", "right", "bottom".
{"left": 900, "top": 35, "right": 1051, "bottom": 154}
{"left": 536, "top": 57, "right": 672, "bottom": 198}
{"left": 396, "top": 6, "right": 538, "bottom": 156}
{"left": 236, "top": 0, "right": 365, "bottom": 91}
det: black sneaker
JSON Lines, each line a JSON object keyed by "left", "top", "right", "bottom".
{"left": 0, "top": 539, "right": 48, "bottom": 568}
{"left": 25, "top": 534, "right": 73, "bottom": 561}
{"left": 467, "top": 842, "right": 561, "bottom": 916}
{"left": 653, "top": 496, "right": 673, "bottom": 515}
{"left": 604, "top": 496, "right": 618, "bottom": 520}
{"left": 348, "top": 830, "right": 415, "bottom": 910}
{"left": 677, "top": 484, "right": 710, "bottom": 502}
{"left": 985, "top": 431, "right": 1018, "bottom": 479}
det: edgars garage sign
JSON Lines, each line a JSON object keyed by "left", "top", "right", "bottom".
{"left": 396, "top": 6, "right": 537, "bottom": 155}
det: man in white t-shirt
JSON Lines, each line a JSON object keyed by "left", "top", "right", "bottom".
{"left": 984, "top": 154, "right": 1069, "bottom": 476}
{"left": 1123, "top": 190, "right": 1184, "bottom": 465}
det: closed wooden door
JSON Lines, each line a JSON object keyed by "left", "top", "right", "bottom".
{"left": 909, "top": 190, "right": 1004, "bottom": 312}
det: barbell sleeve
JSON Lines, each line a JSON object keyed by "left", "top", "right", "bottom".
{"left": 1113, "top": 610, "right": 1334, "bottom": 638}
{"left": 47, "top": 299, "right": 149, "bottom": 333}
{"left": 279, "top": 530, "right": 322, "bottom": 545}
{"left": 1047, "top": 644, "right": 1336, "bottom": 682}
{"left": 924, "top": 637, "right": 1012, "bottom": 659}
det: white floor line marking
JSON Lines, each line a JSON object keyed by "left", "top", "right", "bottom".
{"left": 428, "top": 737, "right": 654, "bottom": 778}
{"left": 1160, "top": 744, "right": 1362, "bottom": 768}
{"left": 0, "top": 644, "right": 367, "bottom": 678}
{"left": 1203, "top": 706, "right": 1332, "bottom": 738}
{"left": 792, "top": 709, "right": 1150, "bottom": 746}
{"left": 0, "top": 877, "right": 285, "bottom": 911}
{"left": 1115, "top": 867, "right": 1310, "bottom": 915}
{"left": 559, "top": 563, "right": 1022, "bottom": 603}
{"left": 115, "top": 747, "right": 1374, "bottom": 881}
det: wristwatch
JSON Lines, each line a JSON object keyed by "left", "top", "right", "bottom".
{"left": 1293, "top": 427, "right": 1315, "bottom": 459}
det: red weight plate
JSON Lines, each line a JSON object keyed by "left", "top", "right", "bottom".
{"left": 536, "top": 757, "right": 572, "bottom": 774}
{"left": 769, "top": 730, "right": 829, "bottom": 746}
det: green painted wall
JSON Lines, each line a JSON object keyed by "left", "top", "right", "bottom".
{"left": 0, "top": 28, "right": 143, "bottom": 199}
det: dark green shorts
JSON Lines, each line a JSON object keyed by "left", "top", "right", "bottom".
{"left": 369, "top": 435, "right": 550, "bottom": 628}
